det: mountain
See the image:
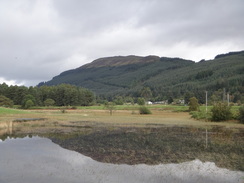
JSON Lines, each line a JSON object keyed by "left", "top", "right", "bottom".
{"left": 39, "top": 51, "right": 244, "bottom": 102}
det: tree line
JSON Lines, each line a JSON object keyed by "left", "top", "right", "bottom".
{"left": 0, "top": 83, "right": 95, "bottom": 108}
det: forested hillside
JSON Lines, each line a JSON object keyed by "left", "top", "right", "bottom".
{"left": 39, "top": 51, "right": 244, "bottom": 104}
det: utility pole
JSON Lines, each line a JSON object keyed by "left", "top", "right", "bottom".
{"left": 227, "top": 93, "right": 230, "bottom": 106}
{"left": 205, "top": 91, "right": 208, "bottom": 113}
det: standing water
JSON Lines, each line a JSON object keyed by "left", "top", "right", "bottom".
{"left": 0, "top": 136, "right": 243, "bottom": 183}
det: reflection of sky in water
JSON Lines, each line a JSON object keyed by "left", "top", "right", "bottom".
{"left": 0, "top": 137, "right": 243, "bottom": 183}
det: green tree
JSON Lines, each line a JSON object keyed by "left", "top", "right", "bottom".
{"left": 114, "top": 96, "right": 124, "bottom": 105}
{"left": 24, "top": 99, "right": 34, "bottom": 109}
{"left": 39, "top": 85, "right": 54, "bottom": 104}
{"left": 0, "top": 83, "right": 8, "bottom": 96}
{"left": 5, "top": 85, "right": 18, "bottom": 104}
{"left": 15, "top": 86, "right": 28, "bottom": 105}
{"left": 0, "top": 95, "right": 14, "bottom": 107}
{"left": 44, "top": 98, "right": 55, "bottom": 106}
{"left": 211, "top": 102, "right": 232, "bottom": 122}
{"left": 54, "top": 84, "right": 77, "bottom": 106}
{"left": 189, "top": 97, "right": 200, "bottom": 111}
{"left": 22, "top": 94, "right": 36, "bottom": 108}
{"left": 28, "top": 86, "right": 41, "bottom": 106}
{"left": 137, "top": 97, "right": 145, "bottom": 105}
{"left": 141, "top": 87, "right": 152, "bottom": 102}
{"left": 168, "top": 96, "right": 173, "bottom": 104}
{"left": 79, "top": 88, "right": 95, "bottom": 106}
{"left": 124, "top": 96, "right": 134, "bottom": 104}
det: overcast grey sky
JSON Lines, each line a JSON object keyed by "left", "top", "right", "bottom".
{"left": 0, "top": 0, "right": 243, "bottom": 86}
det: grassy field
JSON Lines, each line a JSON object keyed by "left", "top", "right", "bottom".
{"left": 0, "top": 107, "right": 30, "bottom": 115}
{"left": 0, "top": 105, "right": 243, "bottom": 128}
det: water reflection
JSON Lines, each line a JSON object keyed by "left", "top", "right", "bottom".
{"left": 0, "top": 121, "right": 13, "bottom": 136}
{"left": 0, "top": 136, "right": 243, "bottom": 183}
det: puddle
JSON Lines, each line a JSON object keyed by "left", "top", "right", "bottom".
{"left": 13, "top": 118, "right": 47, "bottom": 122}
{"left": 0, "top": 136, "right": 243, "bottom": 183}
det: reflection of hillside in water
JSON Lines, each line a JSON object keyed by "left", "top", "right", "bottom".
{"left": 49, "top": 126, "right": 244, "bottom": 170}
{"left": 0, "top": 136, "right": 243, "bottom": 183}
{"left": 1, "top": 124, "right": 244, "bottom": 171}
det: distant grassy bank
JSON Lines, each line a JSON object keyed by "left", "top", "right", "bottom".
{"left": 77, "top": 104, "right": 241, "bottom": 113}
{"left": 4, "top": 103, "right": 241, "bottom": 112}
{"left": 0, "top": 107, "right": 29, "bottom": 115}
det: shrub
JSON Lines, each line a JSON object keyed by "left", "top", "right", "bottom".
{"left": 61, "top": 109, "right": 67, "bottom": 113}
{"left": 188, "top": 97, "right": 199, "bottom": 111}
{"left": 190, "top": 111, "right": 211, "bottom": 121}
{"left": 211, "top": 102, "right": 232, "bottom": 122}
{"left": 139, "top": 106, "right": 152, "bottom": 114}
{"left": 239, "top": 105, "right": 244, "bottom": 124}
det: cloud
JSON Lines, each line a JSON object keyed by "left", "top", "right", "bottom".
{"left": 0, "top": 0, "right": 243, "bottom": 86}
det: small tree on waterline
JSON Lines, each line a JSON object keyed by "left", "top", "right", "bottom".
{"left": 188, "top": 97, "right": 199, "bottom": 111}
{"left": 104, "top": 102, "right": 116, "bottom": 115}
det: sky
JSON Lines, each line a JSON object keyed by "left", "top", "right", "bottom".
{"left": 0, "top": 0, "right": 244, "bottom": 86}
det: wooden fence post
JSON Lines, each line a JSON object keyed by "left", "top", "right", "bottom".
{"left": 205, "top": 128, "right": 208, "bottom": 149}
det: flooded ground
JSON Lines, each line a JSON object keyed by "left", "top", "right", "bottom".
{"left": 0, "top": 136, "right": 243, "bottom": 183}
{"left": 47, "top": 125, "right": 244, "bottom": 171}
{"left": 1, "top": 119, "right": 244, "bottom": 171}
{"left": 0, "top": 109, "right": 244, "bottom": 182}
